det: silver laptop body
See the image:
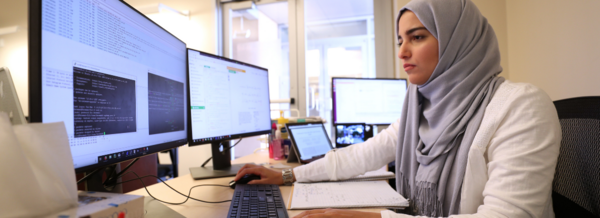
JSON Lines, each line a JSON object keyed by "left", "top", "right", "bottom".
{"left": 0, "top": 67, "right": 27, "bottom": 125}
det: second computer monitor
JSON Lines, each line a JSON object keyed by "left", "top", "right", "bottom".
{"left": 186, "top": 49, "right": 271, "bottom": 179}
{"left": 332, "top": 77, "right": 407, "bottom": 125}
{"left": 187, "top": 49, "right": 272, "bottom": 144}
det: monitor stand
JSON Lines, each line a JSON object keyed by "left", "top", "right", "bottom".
{"left": 81, "top": 158, "right": 142, "bottom": 192}
{"left": 189, "top": 141, "right": 247, "bottom": 180}
{"left": 84, "top": 164, "right": 123, "bottom": 193}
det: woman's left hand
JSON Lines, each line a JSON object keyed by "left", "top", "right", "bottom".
{"left": 293, "top": 208, "right": 381, "bottom": 218}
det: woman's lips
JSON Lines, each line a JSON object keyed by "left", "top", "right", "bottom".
{"left": 404, "top": 64, "right": 415, "bottom": 72}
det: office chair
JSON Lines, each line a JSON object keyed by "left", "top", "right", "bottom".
{"left": 552, "top": 97, "right": 600, "bottom": 218}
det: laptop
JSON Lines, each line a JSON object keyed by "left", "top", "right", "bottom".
{"left": 0, "top": 67, "right": 27, "bottom": 125}
{"left": 285, "top": 122, "right": 334, "bottom": 164}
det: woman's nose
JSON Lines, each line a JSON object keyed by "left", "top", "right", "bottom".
{"left": 398, "top": 44, "right": 410, "bottom": 60}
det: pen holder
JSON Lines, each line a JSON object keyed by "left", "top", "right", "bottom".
{"left": 271, "top": 139, "right": 285, "bottom": 160}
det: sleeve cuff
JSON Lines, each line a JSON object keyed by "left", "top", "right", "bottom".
{"left": 293, "top": 158, "right": 330, "bottom": 183}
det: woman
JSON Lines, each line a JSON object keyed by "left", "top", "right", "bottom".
{"left": 235, "top": 0, "right": 561, "bottom": 217}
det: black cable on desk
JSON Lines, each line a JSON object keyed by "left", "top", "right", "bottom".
{"left": 120, "top": 171, "right": 232, "bottom": 205}
{"left": 76, "top": 167, "right": 102, "bottom": 184}
{"left": 201, "top": 138, "right": 244, "bottom": 167}
{"left": 76, "top": 158, "right": 139, "bottom": 185}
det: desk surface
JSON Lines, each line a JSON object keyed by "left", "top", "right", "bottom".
{"left": 128, "top": 150, "right": 387, "bottom": 217}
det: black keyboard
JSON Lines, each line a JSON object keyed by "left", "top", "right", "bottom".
{"left": 227, "top": 184, "right": 289, "bottom": 218}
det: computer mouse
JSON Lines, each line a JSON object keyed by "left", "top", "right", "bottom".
{"left": 229, "top": 174, "right": 261, "bottom": 189}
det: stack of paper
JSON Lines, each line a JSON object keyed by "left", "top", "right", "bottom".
{"left": 288, "top": 181, "right": 408, "bottom": 209}
{"left": 308, "top": 168, "right": 395, "bottom": 183}
{"left": 344, "top": 170, "right": 395, "bottom": 181}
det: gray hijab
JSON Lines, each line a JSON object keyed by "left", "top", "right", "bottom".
{"left": 394, "top": 0, "right": 505, "bottom": 216}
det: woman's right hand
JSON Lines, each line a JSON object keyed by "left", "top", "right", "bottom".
{"left": 234, "top": 164, "right": 285, "bottom": 185}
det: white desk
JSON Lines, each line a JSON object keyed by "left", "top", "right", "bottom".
{"left": 128, "top": 150, "right": 387, "bottom": 217}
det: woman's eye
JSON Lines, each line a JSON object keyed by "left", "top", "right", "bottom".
{"left": 413, "top": 35, "right": 424, "bottom": 40}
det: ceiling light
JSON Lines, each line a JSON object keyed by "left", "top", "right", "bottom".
{"left": 136, "top": 3, "right": 188, "bottom": 18}
{"left": 231, "top": 1, "right": 259, "bottom": 20}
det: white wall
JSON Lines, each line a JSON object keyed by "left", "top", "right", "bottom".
{"left": 506, "top": 0, "right": 600, "bottom": 100}
{"left": 126, "top": 0, "right": 219, "bottom": 54}
{"left": 392, "top": 0, "right": 509, "bottom": 81}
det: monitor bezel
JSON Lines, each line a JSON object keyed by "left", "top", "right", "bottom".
{"left": 186, "top": 48, "right": 272, "bottom": 147}
{"left": 331, "top": 77, "right": 408, "bottom": 125}
{"left": 28, "top": 0, "right": 189, "bottom": 173}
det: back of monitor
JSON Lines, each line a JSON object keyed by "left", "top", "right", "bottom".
{"left": 0, "top": 67, "right": 27, "bottom": 125}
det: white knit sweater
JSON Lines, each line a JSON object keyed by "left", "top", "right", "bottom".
{"left": 293, "top": 80, "right": 561, "bottom": 218}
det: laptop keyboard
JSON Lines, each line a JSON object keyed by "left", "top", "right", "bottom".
{"left": 227, "top": 184, "right": 289, "bottom": 218}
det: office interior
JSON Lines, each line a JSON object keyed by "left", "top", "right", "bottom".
{"left": 1, "top": 0, "right": 599, "bottom": 197}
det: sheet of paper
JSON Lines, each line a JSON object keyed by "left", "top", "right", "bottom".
{"left": 352, "top": 170, "right": 394, "bottom": 179}
{"left": 0, "top": 112, "right": 77, "bottom": 217}
{"left": 290, "top": 181, "right": 408, "bottom": 209}
{"left": 308, "top": 167, "right": 395, "bottom": 182}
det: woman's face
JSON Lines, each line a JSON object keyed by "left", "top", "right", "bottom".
{"left": 397, "top": 10, "right": 439, "bottom": 85}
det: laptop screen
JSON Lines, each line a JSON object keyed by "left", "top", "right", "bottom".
{"left": 287, "top": 123, "right": 333, "bottom": 160}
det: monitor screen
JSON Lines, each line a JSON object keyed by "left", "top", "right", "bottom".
{"left": 187, "top": 49, "right": 271, "bottom": 145}
{"left": 332, "top": 78, "right": 407, "bottom": 125}
{"left": 29, "top": 0, "right": 188, "bottom": 172}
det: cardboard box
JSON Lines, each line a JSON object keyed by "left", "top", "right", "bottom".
{"left": 46, "top": 191, "right": 144, "bottom": 218}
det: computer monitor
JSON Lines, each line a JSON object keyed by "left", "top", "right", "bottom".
{"left": 332, "top": 77, "right": 408, "bottom": 125}
{"left": 187, "top": 49, "right": 271, "bottom": 180}
{"left": 28, "top": 0, "right": 188, "bottom": 175}
{"left": 0, "top": 67, "right": 27, "bottom": 125}
{"left": 334, "top": 123, "right": 366, "bottom": 148}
